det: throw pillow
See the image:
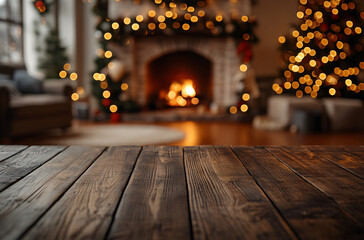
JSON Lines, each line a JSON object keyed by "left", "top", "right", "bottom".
{"left": 13, "top": 70, "right": 44, "bottom": 94}
{"left": 0, "top": 73, "right": 11, "bottom": 80}
{"left": 0, "top": 80, "right": 22, "bottom": 97}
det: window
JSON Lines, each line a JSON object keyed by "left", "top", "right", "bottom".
{"left": 0, "top": 0, "right": 23, "bottom": 65}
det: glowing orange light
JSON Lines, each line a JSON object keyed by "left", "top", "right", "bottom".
{"left": 230, "top": 106, "right": 238, "bottom": 114}
{"left": 132, "top": 23, "right": 140, "bottom": 31}
{"left": 70, "top": 73, "right": 78, "bottom": 81}
{"left": 148, "top": 10, "right": 156, "bottom": 17}
{"left": 110, "top": 105, "right": 118, "bottom": 113}
{"left": 71, "top": 93, "right": 79, "bottom": 101}
{"left": 182, "top": 23, "right": 190, "bottom": 30}
{"left": 124, "top": 18, "right": 131, "bottom": 25}
{"left": 59, "top": 70, "right": 67, "bottom": 78}
{"left": 240, "top": 64, "right": 248, "bottom": 72}
{"left": 241, "top": 16, "right": 248, "bottom": 22}
{"left": 165, "top": 11, "right": 173, "bottom": 18}
{"left": 104, "top": 32, "right": 112, "bottom": 40}
{"left": 63, "top": 63, "right": 71, "bottom": 71}
{"left": 242, "top": 93, "right": 250, "bottom": 101}
{"left": 240, "top": 104, "right": 248, "bottom": 112}
{"left": 191, "top": 97, "right": 199, "bottom": 105}
{"left": 329, "top": 88, "right": 336, "bottom": 96}
{"left": 121, "top": 83, "right": 128, "bottom": 91}
{"left": 148, "top": 23, "right": 156, "bottom": 30}
{"left": 278, "top": 36, "right": 286, "bottom": 43}
{"left": 112, "top": 22, "right": 119, "bottom": 29}
{"left": 296, "top": 90, "right": 303, "bottom": 98}
{"left": 103, "top": 90, "right": 111, "bottom": 98}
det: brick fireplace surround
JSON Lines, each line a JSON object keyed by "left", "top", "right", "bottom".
{"left": 130, "top": 36, "right": 241, "bottom": 109}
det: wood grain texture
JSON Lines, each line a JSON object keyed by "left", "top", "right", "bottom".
{"left": 232, "top": 146, "right": 364, "bottom": 240}
{"left": 339, "top": 145, "right": 364, "bottom": 159}
{"left": 108, "top": 146, "right": 190, "bottom": 240}
{"left": 0, "top": 146, "right": 65, "bottom": 192}
{"left": 0, "top": 146, "right": 105, "bottom": 240}
{"left": 307, "top": 146, "right": 364, "bottom": 179}
{"left": 0, "top": 145, "right": 27, "bottom": 162}
{"left": 267, "top": 146, "right": 364, "bottom": 222}
{"left": 184, "top": 146, "right": 296, "bottom": 240}
{"left": 23, "top": 146, "right": 141, "bottom": 240}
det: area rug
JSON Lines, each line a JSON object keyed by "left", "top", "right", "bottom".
{"left": 32, "top": 124, "right": 186, "bottom": 146}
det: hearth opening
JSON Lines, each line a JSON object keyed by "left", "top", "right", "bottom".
{"left": 146, "top": 51, "right": 212, "bottom": 110}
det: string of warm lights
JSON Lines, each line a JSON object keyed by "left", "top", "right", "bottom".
{"left": 276, "top": 0, "right": 364, "bottom": 99}
{"left": 92, "top": 0, "right": 257, "bottom": 117}
{"left": 58, "top": 63, "right": 83, "bottom": 102}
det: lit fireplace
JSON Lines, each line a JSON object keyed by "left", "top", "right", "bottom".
{"left": 162, "top": 79, "right": 199, "bottom": 107}
{"left": 146, "top": 50, "right": 212, "bottom": 109}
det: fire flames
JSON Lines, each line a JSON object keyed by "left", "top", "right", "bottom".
{"left": 165, "top": 79, "right": 199, "bottom": 107}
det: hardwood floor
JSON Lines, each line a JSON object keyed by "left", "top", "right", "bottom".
{"left": 11, "top": 120, "right": 364, "bottom": 146}
{"left": 156, "top": 121, "right": 364, "bottom": 145}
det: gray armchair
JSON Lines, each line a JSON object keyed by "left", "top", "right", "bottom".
{"left": 0, "top": 65, "right": 74, "bottom": 141}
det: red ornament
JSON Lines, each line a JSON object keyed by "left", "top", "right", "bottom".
{"left": 237, "top": 41, "right": 253, "bottom": 62}
{"left": 237, "top": 41, "right": 251, "bottom": 55}
{"left": 35, "top": 1, "right": 44, "bottom": 8}
{"left": 102, "top": 98, "right": 110, "bottom": 107}
{"left": 110, "top": 113, "right": 121, "bottom": 123}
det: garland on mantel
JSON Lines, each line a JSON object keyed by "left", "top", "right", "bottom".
{"left": 92, "top": 0, "right": 258, "bottom": 119}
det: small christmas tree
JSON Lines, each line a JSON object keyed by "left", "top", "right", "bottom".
{"left": 38, "top": 29, "right": 69, "bottom": 79}
{"left": 277, "top": 0, "right": 364, "bottom": 99}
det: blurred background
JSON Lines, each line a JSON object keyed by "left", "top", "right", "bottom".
{"left": 0, "top": 0, "right": 363, "bottom": 146}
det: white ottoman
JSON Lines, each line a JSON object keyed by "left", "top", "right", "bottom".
{"left": 267, "top": 95, "right": 323, "bottom": 127}
{"left": 322, "top": 98, "right": 364, "bottom": 131}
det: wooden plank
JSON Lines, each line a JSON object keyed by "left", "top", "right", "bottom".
{"left": 0, "top": 146, "right": 66, "bottom": 192}
{"left": 0, "top": 146, "right": 105, "bottom": 240}
{"left": 307, "top": 146, "right": 364, "bottom": 179}
{"left": 0, "top": 145, "right": 27, "bottom": 162}
{"left": 340, "top": 146, "right": 364, "bottom": 159}
{"left": 267, "top": 146, "right": 364, "bottom": 222}
{"left": 184, "top": 146, "right": 296, "bottom": 240}
{"left": 23, "top": 146, "right": 141, "bottom": 240}
{"left": 232, "top": 146, "right": 364, "bottom": 240}
{"left": 107, "top": 146, "right": 191, "bottom": 240}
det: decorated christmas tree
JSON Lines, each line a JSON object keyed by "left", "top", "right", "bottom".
{"left": 91, "top": 0, "right": 140, "bottom": 122}
{"left": 276, "top": 0, "right": 364, "bottom": 99}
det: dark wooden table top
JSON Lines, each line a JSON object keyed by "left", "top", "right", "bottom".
{"left": 0, "top": 145, "right": 363, "bottom": 240}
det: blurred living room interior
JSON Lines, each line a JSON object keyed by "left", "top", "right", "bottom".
{"left": 0, "top": 0, "right": 363, "bottom": 146}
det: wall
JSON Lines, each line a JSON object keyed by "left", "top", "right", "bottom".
{"left": 251, "top": 0, "right": 298, "bottom": 77}
{"left": 74, "top": 1, "right": 98, "bottom": 94}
